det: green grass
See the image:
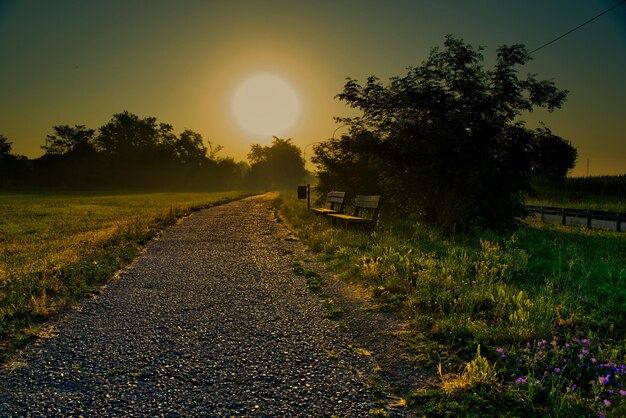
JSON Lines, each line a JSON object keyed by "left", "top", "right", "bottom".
{"left": 0, "top": 190, "right": 251, "bottom": 360}
{"left": 527, "top": 189, "right": 626, "bottom": 213}
{"left": 278, "top": 191, "right": 626, "bottom": 416}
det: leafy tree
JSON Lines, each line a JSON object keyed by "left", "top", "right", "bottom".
{"left": 247, "top": 137, "right": 306, "bottom": 189}
{"left": 162, "top": 129, "right": 207, "bottom": 165}
{"left": 531, "top": 126, "right": 577, "bottom": 187}
{"left": 42, "top": 125, "right": 96, "bottom": 155}
{"left": 314, "top": 36, "right": 570, "bottom": 229}
{"left": 0, "top": 134, "right": 12, "bottom": 157}
{"left": 0, "top": 134, "right": 32, "bottom": 187}
{"left": 97, "top": 111, "right": 174, "bottom": 155}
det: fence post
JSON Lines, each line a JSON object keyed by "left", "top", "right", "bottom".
{"left": 540, "top": 206, "right": 545, "bottom": 222}
{"left": 561, "top": 208, "right": 566, "bottom": 226}
{"left": 617, "top": 213, "right": 622, "bottom": 232}
{"left": 587, "top": 210, "right": 592, "bottom": 229}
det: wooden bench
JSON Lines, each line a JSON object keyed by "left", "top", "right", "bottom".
{"left": 311, "top": 191, "right": 346, "bottom": 216}
{"left": 327, "top": 195, "right": 380, "bottom": 229}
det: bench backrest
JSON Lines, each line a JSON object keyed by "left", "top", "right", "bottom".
{"left": 353, "top": 195, "right": 381, "bottom": 221}
{"left": 327, "top": 191, "right": 346, "bottom": 211}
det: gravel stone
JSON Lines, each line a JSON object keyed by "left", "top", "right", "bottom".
{"left": 0, "top": 194, "right": 376, "bottom": 416}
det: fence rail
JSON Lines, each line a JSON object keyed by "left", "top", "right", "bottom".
{"left": 526, "top": 205, "right": 624, "bottom": 232}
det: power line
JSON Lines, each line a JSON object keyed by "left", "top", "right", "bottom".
{"left": 530, "top": 0, "right": 626, "bottom": 54}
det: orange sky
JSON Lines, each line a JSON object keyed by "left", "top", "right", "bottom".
{"left": 0, "top": 0, "right": 624, "bottom": 176}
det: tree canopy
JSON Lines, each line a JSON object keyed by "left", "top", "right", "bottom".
{"left": 0, "top": 134, "right": 12, "bottom": 157}
{"left": 1, "top": 111, "right": 246, "bottom": 190}
{"left": 247, "top": 137, "right": 306, "bottom": 189}
{"left": 314, "top": 36, "right": 576, "bottom": 229}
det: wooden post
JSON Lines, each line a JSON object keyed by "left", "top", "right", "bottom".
{"left": 561, "top": 208, "right": 566, "bottom": 226}
{"left": 540, "top": 207, "right": 545, "bottom": 222}
{"left": 617, "top": 213, "right": 622, "bottom": 232}
{"left": 307, "top": 184, "right": 310, "bottom": 210}
{"left": 586, "top": 211, "right": 592, "bottom": 229}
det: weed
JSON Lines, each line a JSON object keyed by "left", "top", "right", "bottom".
{"left": 304, "top": 270, "right": 324, "bottom": 291}
{"left": 440, "top": 346, "right": 499, "bottom": 393}
{"left": 277, "top": 190, "right": 626, "bottom": 416}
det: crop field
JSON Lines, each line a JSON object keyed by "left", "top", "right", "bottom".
{"left": 279, "top": 191, "right": 626, "bottom": 416}
{"left": 0, "top": 190, "right": 250, "bottom": 358}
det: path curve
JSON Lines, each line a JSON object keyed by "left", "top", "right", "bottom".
{"left": 0, "top": 194, "right": 375, "bottom": 416}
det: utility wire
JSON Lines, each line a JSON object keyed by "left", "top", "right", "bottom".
{"left": 530, "top": 0, "right": 626, "bottom": 54}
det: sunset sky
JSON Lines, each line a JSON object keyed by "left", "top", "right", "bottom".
{"left": 1, "top": 0, "right": 624, "bottom": 176}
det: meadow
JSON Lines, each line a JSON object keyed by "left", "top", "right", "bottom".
{"left": 278, "top": 191, "right": 626, "bottom": 417}
{"left": 0, "top": 190, "right": 250, "bottom": 359}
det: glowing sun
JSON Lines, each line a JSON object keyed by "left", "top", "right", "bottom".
{"left": 231, "top": 73, "right": 300, "bottom": 138}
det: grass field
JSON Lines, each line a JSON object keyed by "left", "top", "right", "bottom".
{"left": 526, "top": 185, "right": 626, "bottom": 213}
{"left": 0, "top": 190, "right": 251, "bottom": 359}
{"left": 278, "top": 192, "right": 626, "bottom": 417}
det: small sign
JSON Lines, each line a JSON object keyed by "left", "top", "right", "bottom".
{"left": 297, "top": 185, "right": 308, "bottom": 199}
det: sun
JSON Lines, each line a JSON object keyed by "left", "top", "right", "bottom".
{"left": 231, "top": 73, "right": 301, "bottom": 138}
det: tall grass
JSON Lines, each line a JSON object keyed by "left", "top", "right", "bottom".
{"left": 0, "top": 190, "right": 250, "bottom": 359}
{"left": 278, "top": 191, "right": 626, "bottom": 415}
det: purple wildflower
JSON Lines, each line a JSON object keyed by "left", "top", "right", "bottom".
{"left": 582, "top": 338, "right": 590, "bottom": 345}
{"left": 515, "top": 376, "right": 527, "bottom": 384}
{"left": 603, "top": 399, "right": 611, "bottom": 407}
{"left": 619, "top": 390, "right": 626, "bottom": 396}
{"left": 554, "top": 367, "right": 561, "bottom": 373}
{"left": 565, "top": 343, "right": 571, "bottom": 349}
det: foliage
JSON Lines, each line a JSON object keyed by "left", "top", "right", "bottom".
{"left": 0, "top": 134, "right": 12, "bottom": 157}
{"left": 0, "top": 134, "right": 31, "bottom": 188}
{"left": 530, "top": 126, "right": 577, "bottom": 187}
{"left": 314, "top": 36, "right": 572, "bottom": 230}
{"left": 495, "top": 337, "right": 625, "bottom": 417}
{"left": 0, "top": 190, "right": 249, "bottom": 361}
{"left": 247, "top": 136, "right": 306, "bottom": 189}
{"left": 440, "top": 346, "right": 499, "bottom": 393}
{"left": 278, "top": 190, "right": 626, "bottom": 416}
{"left": 565, "top": 175, "right": 626, "bottom": 197}
{"left": 42, "top": 124, "right": 96, "bottom": 155}
{"left": 527, "top": 189, "right": 626, "bottom": 213}
{"left": 0, "top": 111, "right": 246, "bottom": 190}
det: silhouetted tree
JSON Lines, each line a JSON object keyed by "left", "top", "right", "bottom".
{"left": 0, "top": 134, "right": 32, "bottom": 187}
{"left": 42, "top": 125, "right": 96, "bottom": 155}
{"left": 167, "top": 129, "right": 208, "bottom": 165}
{"left": 0, "top": 134, "right": 11, "bottom": 157}
{"left": 247, "top": 137, "right": 306, "bottom": 189}
{"left": 97, "top": 111, "right": 173, "bottom": 155}
{"left": 314, "top": 36, "right": 569, "bottom": 230}
{"left": 531, "top": 126, "right": 577, "bottom": 187}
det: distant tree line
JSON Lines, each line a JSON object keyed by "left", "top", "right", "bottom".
{"left": 313, "top": 36, "right": 578, "bottom": 230}
{"left": 0, "top": 112, "right": 306, "bottom": 191}
{"left": 564, "top": 175, "right": 626, "bottom": 197}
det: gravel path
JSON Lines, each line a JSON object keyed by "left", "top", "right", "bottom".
{"left": 0, "top": 194, "right": 376, "bottom": 416}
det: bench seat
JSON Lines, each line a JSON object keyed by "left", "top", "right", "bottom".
{"left": 312, "top": 207, "right": 340, "bottom": 215}
{"left": 326, "top": 213, "right": 375, "bottom": 223}
{"left": 312, "top": 191, "right": 346, "bottom": 216}
{"left": 327, "top": 195, "right": 380, "bottom": 229}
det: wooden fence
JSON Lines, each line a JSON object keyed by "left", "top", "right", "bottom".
{"left": 526, "top": 205, "right": 624, "bottom": 232}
